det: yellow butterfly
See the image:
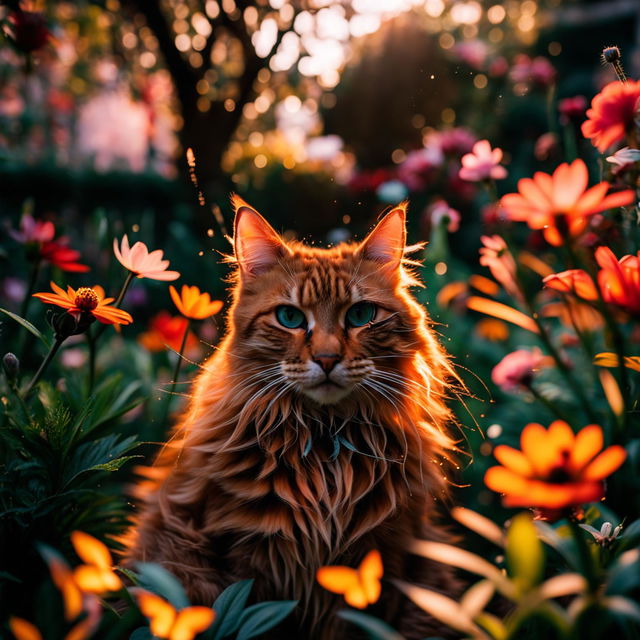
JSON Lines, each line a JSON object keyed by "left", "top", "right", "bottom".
{"left": 136, "top": 591, "right": 215, "bottom": 640}
{"left": 316, "top": 550, "right": 383, "bottom": 609}
{"left": 70, "top": 531, "right": 122, "bottom": 594}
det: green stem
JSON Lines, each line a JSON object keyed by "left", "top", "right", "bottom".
{"left": 93, "top": 271, "right": 135, "bottom": 343}
{"left": 22, "top": 336, "right": 65, "bottom": 399}
{"left": 528, "top": 385, "right": 573, "bottom": 423}
{"left": 567, "top": 518, "right": 597, "bottom": 593}
{"left": 163, "top": 321, "right": 191, "bottom": 422}
{"left": 87, "top": 333, "right": 97, "bottom": 394}
{"left": 19, "top": 259, "right": 41, "bottom": 320}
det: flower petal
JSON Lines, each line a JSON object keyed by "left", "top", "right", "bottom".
{"left": 582, "top": 445, "right": 626, "bottom": 481}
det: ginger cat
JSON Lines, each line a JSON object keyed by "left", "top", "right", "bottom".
{"left": 127, "top": 198, "right": 460, "bottom": 639}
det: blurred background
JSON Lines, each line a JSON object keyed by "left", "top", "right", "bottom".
{"left": 1, "top": 0, "right": 640, "bottom": 509}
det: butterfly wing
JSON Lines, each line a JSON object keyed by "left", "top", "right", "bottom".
{"left": 137, "top": 591, "right": 177, "bottom": 638}
{"left": 170, "top": 607, "right": 215, "bottom": 640}
{"left": 70, "top": 531, "right": 112, "bottom": 570}
{"left": 317, "top": 566, "right": 367, "bottom": 608}
{"left": 359, "top": 550, "right": 383, "bottom": 605}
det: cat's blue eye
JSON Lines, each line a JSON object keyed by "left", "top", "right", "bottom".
{"left": 346, "top": 302, "right": 376, "bottom": 328}
{"left": 276, "top": 305, "right": 307, "bottom": 329}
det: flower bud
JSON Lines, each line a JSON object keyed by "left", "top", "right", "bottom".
{"left": 602, "top": 46, "right": 621, "bottom": 64}
{"left": 2, "top": 352, "right": 20, "bottom": 383}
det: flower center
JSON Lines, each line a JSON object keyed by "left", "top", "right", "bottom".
{"left": 75, "top": 287, "right": 99, "bottom": 311}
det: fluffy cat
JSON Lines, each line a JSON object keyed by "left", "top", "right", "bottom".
{"left": 126, "top": 197, "right": 461, "bottom": 639}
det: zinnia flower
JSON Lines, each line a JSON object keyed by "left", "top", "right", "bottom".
{"left": 138, "top": 312, "right": 199, "bottom": 353}
{"left": 543, "top": 246, "right": 640, "bottom": 316}
{"left": 500, "top": 159, "right": 635, "bottom": 246}
{"left": 113, "top": 235, "right": 180, "bottom": 281}
{"left": 581, "top": 79, "right": 640, "bottom": 152}
{"left": 479, "top": 235, "right": 520, "bottom": 299}
{"left": 485, "top": 421, "right": 626, "bottom": 509}
{"left": 558, "top": 95, "right": 587, "bottom": 122}
{"left": 33, "top": 283, "right": 133, "bottom": 325}
{"left": 71, "top": 531, "right": 122, "bottom": 594}
{"left": 491, "top": 347, "right": 548, "bottom": 392}
{"left": 170, "top": 285, "right": 223, "bottom": 320}
{"left": 459, "top": 140, "right": 507, "bottom": 182}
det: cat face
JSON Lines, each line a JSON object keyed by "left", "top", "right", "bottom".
{"left": 230, "top": 196, "right": 425, "bottom": 406}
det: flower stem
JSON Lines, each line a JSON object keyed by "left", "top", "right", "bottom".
{"left": 92, "top": 271, "right": 135, "bottom": 343}
{"left": 22, "top": 336, "right": 65, "bottom": 399}
{"left": 527, "top": 385, "right": 573, "bottom": 424}
{"left": 87, "top": 333, "right": 96, "bottom": 394}
{"left": 567, "top": 518, "right": 598, "bottom": 593}
{"left": 20, "top": 259, "right": 41, "bottom": 320}
{"left": 163, "top": 321, "right": 191, "bottom": 422}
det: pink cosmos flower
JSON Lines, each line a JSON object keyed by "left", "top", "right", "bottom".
{"left": 491, "top": 347, "right": 547, "bottom": 392}
{"left": 113, "top": 235, "right": 180, "bottom": 281}
{"left": 397, "top": 147, "right": 444, "bottom": 191}
{"left": 10, "top": 215, "right": 55, "bottom": 244}
{"left": 427, "top": 200, "right": 460, "bottom": 232}
{"left": 459, "top": 140, "right": 507, "bottom": 182}
{"left": 509, "top": 54, "right": 556, "bottom": 87}
{"left": 479, "top": 235, "right": 520, "bottom": 299}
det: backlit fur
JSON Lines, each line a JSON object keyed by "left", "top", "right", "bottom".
{"left": 126, "top": 199, "right": 462, "bottom": 639}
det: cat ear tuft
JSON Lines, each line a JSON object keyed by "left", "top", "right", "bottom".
{"left": 233, "top": 197, "right": 288, "bottom": 276}
{"left": 358, "top": 203, "right": 407, "bottom": 269}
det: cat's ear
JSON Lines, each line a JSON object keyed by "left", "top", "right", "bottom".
{"left": 232, "top": 195, "right": 288, "bottom": 276}
{"left": 358, "top": 203, "right": 407, "bottom": 269}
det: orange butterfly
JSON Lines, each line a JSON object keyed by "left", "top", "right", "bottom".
{"left": 136, "top": 591, "right": 215, "bottom": 640}
{"left": 316, "top": 550, "right": 383, "bottom": 609}
{"left": 70, "top": 531, "right": 122, "bottom": 594}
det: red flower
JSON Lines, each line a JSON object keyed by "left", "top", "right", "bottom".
{"left": 40, "top": 241, "right": 90, "bottom": 272}
{"left": 491, "top": 348, "right": 548, "bottom": 392}
{"left": 138, "top": 312, "right": 199, "bottom": 354}
{"left": 544, "top": 246, "right": 640, "bottom": 316}
{"left": 558, "top": 96, "right": 587, "bottom": 122}
{"left": 500, "top": 159, "right": 635, "bottom": 246}
{"left": 581, "top": 80, "right": 640, "bottom": 152}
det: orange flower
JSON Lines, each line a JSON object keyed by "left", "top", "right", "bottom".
{"left": 71, "top": 531, "right": 122, "bottom": 594}
{"left": 594, "top": 352, "right": 640, "bottom": 373}
{"left": 9, "top": 616, "right": 95, "bottom": 640}
{"left": 113, "top": 235, "right": 180, "bottom": 281}
{"left": 316, "top": 550, "right": 383, "bottom": 609}
{"left": 467, "top": 296, "right": 540, "bottom": 333}
{"left": 169, "top": 285, "right": 223, "bottom": 320}
{"left": 485, "top": 421, "right": 626, "bottom": 509}
{"left": 501, "top": 159, "right": 635, "bottom": 246}
{"left": 138, "top": 312, "right": 199, "bottom": 353}
{"left": 544, "top": 247, "right": 640, "bottom": 316}
{"left": 581, "top": 79, "right": 640, "bottom": 152}
{"left": 33, "top": 283, "right": 133, "bottom": 325}
{"left": 475, "top": 318, "right": 509, "bottom": 341}
{"left": 136, "top": 590, "right": 215, "bottom": 640}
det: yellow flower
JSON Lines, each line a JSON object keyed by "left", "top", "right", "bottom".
{"left": 113, "top": 235, "right": 180, "bottom": 281}
{"left": 316, "top": 550, "right": 383, "bottom": 609}
{"left": 169, "top": 285, "right": 223, "bottom": 320}
{"left": 136, "top": 590, "right": 215, "bottom": 640}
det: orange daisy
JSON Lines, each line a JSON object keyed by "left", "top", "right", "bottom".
{"left": 485, "top": 421, "right": 626, "bottom": 509}
{"left": 33, "top": 282, "right": 133, "bottom": 325}
{"left": 169, "top": 285, "right": 223, "bottom": 320}
{"left": 544, "top": 246, "right": 640, "bottom": 316}
{"left": 500, "top": 159, "right": 635, "bottom": 246}
{"left": 581, "top": 79, "right": 640, "bottom": 152}
{"left": 138, "top": 312, "right": 199, "bottom": 353}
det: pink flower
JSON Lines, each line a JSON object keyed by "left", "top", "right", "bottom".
{"left": 489, "top": 57, "right": 509, "bottom": 77}
{"left": 558, "top": 96, "right": 587, "bottom": 122}
{"left": 10, "top": 215, "right": 55, "bottom": 244}
{"left": 397, "top": 147, "right": 444, "bottom": 191}
{"left": 606, "top": 147, "right": 640, "bottom": 169}
{"left": 427, "top": 200, "right": 460, "bottom": 232}
{"left": 113, "top": 235, "right": 180, "bottom": 281}
{"left": 509, "top": 55, "right": 556, "bottom": 87}
{"left": 426, "top": 128, "right": 477, "bottom": 156}
{"left": 452, "top": 40, "right": 489, "bottom": 69}
{"left": 534, "top": 132, "right": 559, "bottom": 161}
{"left": 459, "top": 140, "right": 507, "bottom": 181}
{"left": 479, "top": 235, "right": 520, "bottom": 299}
{"left": 491, "top": 348, "right": 547, "bottom": 392}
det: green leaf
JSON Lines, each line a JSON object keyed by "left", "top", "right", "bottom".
{"left": 618, "top": 519, "right": 640, "bottom": 551}
{"left": 129, "top": 628, "right": 153, "bottom": 640}
{"left": 209, "top": 579, "right": 254, "bottom": 640}
{"left": 135, "top": 562, "right": 190, "bottom": 610}
{"left": 235, "top": 600, "right": 297, "bottom": 640}
{"left": 0, "top": 307, "right": 51, "bottom": 347}
{"left": 337, "top": 609, "right": 405, "bottom": 640}
{"left": 534, "top": 521, "right": 578, "bottom": 569}
{"left": 606, "top": 550, "right": 640, "bottom": 595}
{"left": 603, "top": 596, "right": 640, "bottom": 624}
{"left": 506, "top": 513, "right": 543, "bottom": 592}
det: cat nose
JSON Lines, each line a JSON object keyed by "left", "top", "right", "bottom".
{"left": 313, "top": 353, "right": 341, "bottom": 374}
